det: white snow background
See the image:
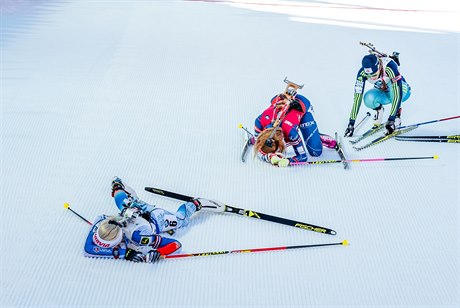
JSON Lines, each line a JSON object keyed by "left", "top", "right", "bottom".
{"left": 1, "top": 0, "right": 459, "bottom": 307}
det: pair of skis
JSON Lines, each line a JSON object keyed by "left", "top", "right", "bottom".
{"left": 144, "top": 186, "right": 337, "bottom": 236}
{"left": 349, "top": 115, "right": 460, "bottom": 150}
{"left": 352, "top": 125, "right": 417, "bottom": 151}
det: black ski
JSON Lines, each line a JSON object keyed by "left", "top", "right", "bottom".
{"left": 145, "top": 187, "right": 337, "bottom": 235}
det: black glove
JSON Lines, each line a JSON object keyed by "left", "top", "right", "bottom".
{"left": 288, "top": 100, "right": 302, "bottom": 112}
{"left": 125, "top": 249, "right": 161, "bottom": 264}
{"left": 385, "top": 120, "right": 395, "bottom": 135}
{"left": 125, "top": 249, "right": 144, "bottom": 262}
{"left": 344, "top": 123, "right": 355, "bottom": 137}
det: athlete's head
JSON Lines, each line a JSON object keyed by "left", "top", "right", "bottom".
{"left": 93, "top": 217, "right": 123, "bottom": 248}
{"left": 254, "top": 127, "right": 286, "bottom": 156}
{"left": 362, "top": 54, "right": 380, "bottom": 80}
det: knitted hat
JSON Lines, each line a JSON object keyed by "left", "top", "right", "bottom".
{"left": 362, "top": 54, "right": 379, "bottom": 74}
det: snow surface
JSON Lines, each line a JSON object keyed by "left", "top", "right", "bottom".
{"left": 1, "top": 0, "right": 459, "bottom": 307}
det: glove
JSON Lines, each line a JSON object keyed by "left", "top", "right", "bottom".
{"left": 145, "top": 250, "right": 161, "bottom": 263}
{"left": 385, "top": 120, "right": 395, "bottom": 135}
{"left": 125, "top": 249, "right": 161, "bottom": 264}
{"left": 193, "top": 198, "right": 225, "bottom": 212}
{"left": 344, "top": 123, "right": 355, "bottom": 137}
{"left": 288, "top": 100, "right": 302, "bottom": 112}
{"left": 268, "top": 153, "right": 289, "bottom": 167}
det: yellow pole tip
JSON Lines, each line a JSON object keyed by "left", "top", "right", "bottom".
{"left": 342, "top": 240, "right": 349, "bottom": 246}
{"left": 433, "top": 155, "right": 439, "bottom": 160}
{"left": 238, "top": 123, "right": 243, "bottom": 128}
{"left": 64, "top": 203, "right": 69, "bottom": 209}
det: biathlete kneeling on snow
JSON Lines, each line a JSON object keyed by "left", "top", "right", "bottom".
{"left": 84, "top": 177, "right": 224, "bottom": 264}
{"left": 253, "top": 81, "right": 336, "bottom": 167}
{"left": 344, "top": 43, "right": 411, "bottom": 137}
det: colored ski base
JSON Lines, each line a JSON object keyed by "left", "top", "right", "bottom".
{"left": 353, "top": 126, "right": 417, "bottom": 151}
{"left": 349, "top": 124, "right": 385, "bottom": 145}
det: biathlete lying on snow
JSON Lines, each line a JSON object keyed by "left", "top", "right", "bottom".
{"left": 253, "top": 81, "right": 337, "bottom": 167}
{"left": 84, "top": 177, "right": 224, "bottom": 264}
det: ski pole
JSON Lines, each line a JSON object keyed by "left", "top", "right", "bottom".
{"left": 399, "top": 115, "right": 460, "bottom": 130}
{"left": 290, "top": 155, "right": 439, "bottom": 166}
{"left": 64, "top": 203, "right": 92, "bottom": 225}
{"left": 145, "top": 187, "right": 337, "bottom": 235}
{"left": 395, "top": 138, "right": 460, "bottom": 143}
{"left": 162, "top": 240, "right": 348, "bottom": 259}
{"left": 395, "top": 134, "right": 460, "bottom": 139}
{"left": 238, "top": 123, "right": 254, "bottom": 138}
{"left": 354, "top": 112, "right": 371, "bottom": 130}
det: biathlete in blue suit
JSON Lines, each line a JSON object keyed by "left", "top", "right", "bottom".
{"left": 344, "top": 52, "right": 411, "bottom": 137}
{"left": 83, "top": 177, "right": 224, "bottom": 264}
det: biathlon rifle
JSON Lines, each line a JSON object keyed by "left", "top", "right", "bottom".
{"left": 264, "top": 78, "right": 304, "bottom": 147}
{"left": 359, "top": 41, "right": 400, "bottom": 66}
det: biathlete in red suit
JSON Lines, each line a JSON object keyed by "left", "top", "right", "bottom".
{"left": 254, "top": 89, "right": 336, "bottom": 167}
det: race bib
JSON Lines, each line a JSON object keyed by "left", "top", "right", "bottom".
{"left": 354, "top": 80, "right": 364, "bottom": 93}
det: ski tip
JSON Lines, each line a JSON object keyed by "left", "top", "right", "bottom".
{"left": 238, "top": 123, "right": 243, "bottom": 129}
{"left": 64, "top": 202, "right": 70, "bottom": 209}
{"left": 433, "top": 155, "right": 439, "bottom": 160}
{"left": 341, "top": 240, "right": 349, "bottom": 246}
